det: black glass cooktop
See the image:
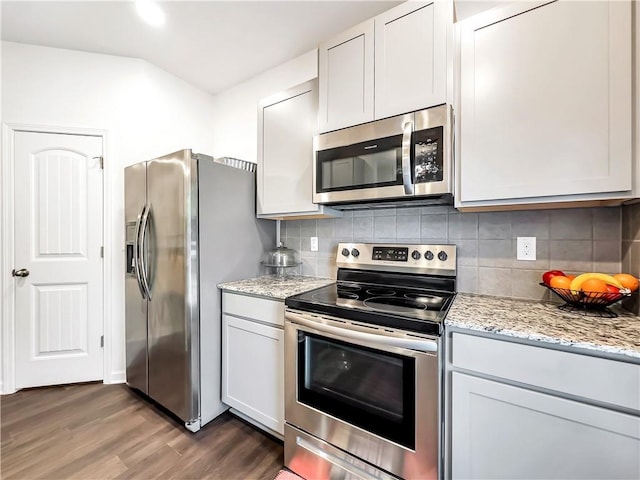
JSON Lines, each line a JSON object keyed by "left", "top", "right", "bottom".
{"left": 285, "top": 280, "right": 455, "bottom": 336}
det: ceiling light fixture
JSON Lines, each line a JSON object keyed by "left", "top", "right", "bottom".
{"left": 135, "top": 0, "right": 166, "bottom": 27}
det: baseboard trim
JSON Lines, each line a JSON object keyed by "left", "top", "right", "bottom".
{"left": 107, "top": 371, "right": 126, "bottom": 384}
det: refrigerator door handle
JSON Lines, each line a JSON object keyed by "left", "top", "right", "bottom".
{"left": 139, "top": 203, "right": 152, "bottom": 300}
{"left": 133, "top": 205, "right": 146, "bottom": 299}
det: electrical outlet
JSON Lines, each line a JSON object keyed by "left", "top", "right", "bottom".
{"left": 517, "top": 237, "right": 536, "bottom": 261}
{"left": 310, "top": 237, "right": 318, "bottom": 252}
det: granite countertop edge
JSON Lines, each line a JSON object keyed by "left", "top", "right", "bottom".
{"left": 446, "top": 293, "right": 640, "bottom": 363}
{"left": 218, "top": 277, "right": 640, "bottom": 362}
{"left": 218, "top": 275, "right": 334, "bottom": 301}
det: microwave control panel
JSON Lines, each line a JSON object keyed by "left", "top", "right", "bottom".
{"left": 414, "top": 126, "right": 443, "bottom": 184}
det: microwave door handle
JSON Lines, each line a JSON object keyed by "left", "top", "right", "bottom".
{"left": 287, "top": 311, "right": 438, "bottom": 354}
{"left": 401, "top": 120, "right": 414, "bottom": 194}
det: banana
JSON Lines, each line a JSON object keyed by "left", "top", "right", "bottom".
{"left": 569, "top": 273, "right": 623, "bottom": 291}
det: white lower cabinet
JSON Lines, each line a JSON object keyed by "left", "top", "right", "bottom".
{"left": 452, "top": 372, "right": 640, "bottom": 479}
{"left": 221, "top": 293, "right": 284, "bottom": 436}
{"left": 448, "top": 331, "right": 640, "bottom": 479}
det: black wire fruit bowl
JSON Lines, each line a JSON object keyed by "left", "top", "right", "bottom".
{"left": 539, "top": 283, "right": 634, "bottom": 318}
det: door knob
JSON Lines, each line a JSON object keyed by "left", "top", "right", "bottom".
{"left": 12, "top": 268, "right": 29, "bottom": 277}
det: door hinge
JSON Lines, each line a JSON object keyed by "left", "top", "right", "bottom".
{"left": 100, "top": 246, "right": 104, "bottom": 258}
{"left": 100, "top": 335, "right": 104, "bottom": 348}
{"left": 93, "top": 156, "right": 104, "bottom": 169}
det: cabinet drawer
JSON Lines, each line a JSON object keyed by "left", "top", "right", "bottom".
{"left": 222, "top": 292, "right": 284, "bottom": 327}
{"left": 451, "top": 332, "right": 640, "bottom": 412}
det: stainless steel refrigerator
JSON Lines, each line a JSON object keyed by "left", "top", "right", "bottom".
{"left": 124, "top": 149, "right": 274, "bottom": 432}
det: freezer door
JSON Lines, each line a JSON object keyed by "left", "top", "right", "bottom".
{"left": 146, "top": 150, "right": 199, "bottom": 424}
{"left": 124, "top": 162, "right": 148, "bottom": 394}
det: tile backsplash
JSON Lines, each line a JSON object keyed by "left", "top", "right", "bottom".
{"left": 282, "top": 205, "right": 625, "bottom": 303}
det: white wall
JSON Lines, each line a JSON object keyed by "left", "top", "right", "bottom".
{"left": 211, "top": 49, "right": 317, "bottom": 163}
{"left": 1, "top": 41, "right": 217, "bottom": 389}
{"left": 1, "top": 42, "right": 317, "bottom": 391}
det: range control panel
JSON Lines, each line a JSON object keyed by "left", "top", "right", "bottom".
{"left": 337, "top": 243, "right": 456, "bottom": 276}
{"left": 372, "top": 246, "right": 408, "bottom": 262}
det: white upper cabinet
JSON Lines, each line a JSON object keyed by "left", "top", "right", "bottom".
{"left": 319, "top": 1, "right": 451, "bottom": 133}
{"left": 318, "top": 20, "right": 375, "bottom": 133}
{"left": 457, "top": 0, "right": 633, "bottom": 208}
{"left": 257, "top": 79, "right": 339, "bottom": 218}
{"left": 374, "top": 1, "right": 448, "bottom": 120}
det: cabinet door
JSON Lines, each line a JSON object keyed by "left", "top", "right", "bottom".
{"left": 222, "top": 314, "right": 284, "bottom": 435}
{"left": 374, "top": 1, "right": 448, "bottom": 119}
{"left": 257, "top": 80, "right": 319, "bottom": 216}
{"left": 319, "top": 20, "right": 374, "bottom": 133}
{"left": 459, "top": 1, "right": 632, "bottom": 203}
{"left": 451, "top": 372, "right": 640, "bottom": 479}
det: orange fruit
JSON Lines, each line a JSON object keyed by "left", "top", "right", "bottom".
{"left": 613, "top": 273, "right": 639, "bottom": 292}
{"left": 549, "top": 276, "right": 571, "bottom": 290}
{"left": 566, "top": 274, "right": 576, "bottom": 281}
{"left": 580, "top": 278, "right": 608, "bottom": 297}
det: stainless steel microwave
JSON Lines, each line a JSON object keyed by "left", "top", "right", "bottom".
{"left": 313, "top": 104, "right": 453, "bottom": 206}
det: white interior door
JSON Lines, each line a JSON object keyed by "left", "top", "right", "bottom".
{"left": 13, "top": 131, "right": 104, "bottom": 389}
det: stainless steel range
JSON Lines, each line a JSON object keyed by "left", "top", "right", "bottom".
{"left": 284, "top": 243, "right": 456, "bottom": 480}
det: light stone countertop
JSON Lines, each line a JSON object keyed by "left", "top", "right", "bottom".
{"left": 218, "top": 275, "right": 334, "bottom": 301}
{"left": 218, "top": 275, "right": 640, "bottom": 362}
{"left": 447, "top": 293, "right": 640, "bottom": 362}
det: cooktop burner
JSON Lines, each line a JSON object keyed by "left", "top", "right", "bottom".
{"left": 290, "top": 282, "right": 453, "bottom": 334}
{"left": 364, "top": 296, "right": 428, "bottom": 311}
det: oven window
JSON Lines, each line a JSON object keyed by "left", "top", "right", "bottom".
{"left": 297, "top": 332, "right": 416, "bottom": 449}
{"left": 316, "top": 134, "right": 403, "bottom": 192}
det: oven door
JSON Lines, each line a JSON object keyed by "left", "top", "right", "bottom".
{"left": 284, "top": 310, "right": 440, "bottom": 480}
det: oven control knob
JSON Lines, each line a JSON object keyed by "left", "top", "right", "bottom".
{"left": 341, "top": 248, "right": 350, "bottom": 258}
{"left": 351, "top": 248, "right": 360, "bottom": 258}
{"left": 438, "top": 251, "right": 448, "bottom": 261}
{"left": 411, "top": 250, "right": 421, "bottom": 260}
{"left": 424, "top": 250, "right": 434, "bottom": 261}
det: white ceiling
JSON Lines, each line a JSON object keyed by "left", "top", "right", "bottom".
{"left": 1, "top": 1, "right": 403, "bottom": 95}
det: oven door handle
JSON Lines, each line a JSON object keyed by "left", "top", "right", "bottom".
{"left": 286, "top": 312, "right": 438, "bottom": 354}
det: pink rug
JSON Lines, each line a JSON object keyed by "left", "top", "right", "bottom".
{"left": 274, "top": 469, "right": 305, "bottom": 480}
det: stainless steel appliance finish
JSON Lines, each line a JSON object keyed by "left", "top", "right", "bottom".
{"left": 284, "top": 243, "right": 456, "bottom": 479}
{"left": 262, "top": 242, "right": 302, "bottom": 277}
{"left": 313, "top": 104, "right": 453, "bottom": 207}
{"left": 125, "top": 149, "right": 274, "bottom": 432}
{"left": 337, "top": 242, "right": 456, "bottom": 277}
{"left": 284, "top": 424, "right": 400, "bottom": 480}
{"left": 284, "top": 313, "right": 440, "bottom": 479}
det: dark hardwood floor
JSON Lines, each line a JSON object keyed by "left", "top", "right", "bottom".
{"left": 1, "top": 383, "right": 284, "bottom": 479}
